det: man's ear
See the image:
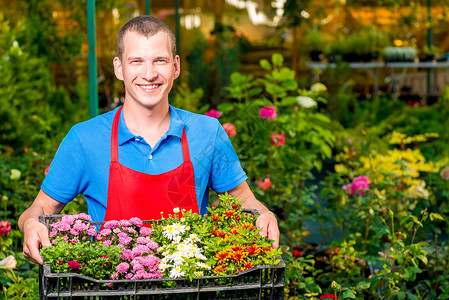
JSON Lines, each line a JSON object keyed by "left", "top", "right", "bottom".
{"left": 113, "top": 57, "right": 124, "bottom": 81}
{"left": 174, "top": 55, "right": 181, "bottom": 80}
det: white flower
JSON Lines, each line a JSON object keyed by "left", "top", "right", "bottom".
{"left": 194, "top": 271, "right": 204, "bottom": 277}
{"left": 196, "top": 262, "right": 211, "bottom": 270}
{"left": 169, "top": 266, "right": 185, "bottom": 278}
{"left": 158, "top": 263, "right": 169, "bottom": 271}
{"left": 296, "top": 96, "right": 317, "bottom": 108}
{"left": 0, "top": 256, "right": 17, "bottom": 270}
{"left": 173, "top": 207, "right": 180, "bottom": 213}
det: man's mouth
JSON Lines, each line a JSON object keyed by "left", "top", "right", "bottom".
{"left": 138, "top": 84, "right": 161, "bottom": 90}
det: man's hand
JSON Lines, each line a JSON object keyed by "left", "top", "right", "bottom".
{"left": 22, "top": 219, "right": 51, "bottom": 265}
{"left": 225, "top": 181, "right": 280, "bottom": 249}
{"left": 18, "top": 189, "right": 66, "bottom": 264}
{"left": 256, "top": 211, "right": 280, "bottom": 249}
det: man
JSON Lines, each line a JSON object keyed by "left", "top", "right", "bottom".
{"left": 19, "top": 15, "right": 279, "bottom": 265}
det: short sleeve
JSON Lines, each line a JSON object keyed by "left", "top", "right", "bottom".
{"left": 209, "top": 123, "right": 247, "bottom": 192}
{"left": 41, "top": 126, "right": 88, "bottom": 203}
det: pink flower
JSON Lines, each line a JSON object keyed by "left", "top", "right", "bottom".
{"left": 205, "top": 109, "right": 222, "bottom": 118}
{"left": 222, "top": 123, "right": 236, "bottom": 137}
{"left": 139, "top": 227, "right": 152, "bottom": 237}
{"left": 129, "top": 217, "right": 143, "bottom": 227}
{"left": 271, "top": 133, "right": 285, "bottom": 146}
{"left": 67, "top": 260, "right": 80, "bottom": 271}
{"left": 116, "top": 262, "right": 130, "bottom": 274}
{"left": 104, "top": 220, "right": 119, "bottom": 229}
{"left": 343, "top": 176, "right": 370, "bottom": 196}
{"left": 0, "top": 221, "right": 12, "bottom": 237}
{"left": 125, "top": 273, "right": 133, "bottom": 279}
{"left": 259, "top": 106, "right": 277, "bottom": 119}
{"left": 256, "top": 177, "right": 272, "bottom": 190}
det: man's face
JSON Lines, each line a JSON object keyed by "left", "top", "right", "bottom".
{"left": 113, "top": 31, "right": 180, "bottom": 111}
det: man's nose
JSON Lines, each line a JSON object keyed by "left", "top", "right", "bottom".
{"left": 142, "top": 62, "right": 157, "bottom": 80}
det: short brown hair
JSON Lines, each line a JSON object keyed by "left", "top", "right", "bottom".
{"left": 117, "top": 15, "right": 177, "bottom": 60}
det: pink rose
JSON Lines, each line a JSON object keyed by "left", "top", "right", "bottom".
{"left": 205, "top": 109, "right": 222, "bottom": 118}
{"left": 271, "top": 133, "right": 285, "bottom": 146}
{"left": 259, "top": 106, "right": 277, "bottom": 119}
{"left": 222, "top": 123, "right": 236, "bottom": 137}
{"left": 256, "top": 177, "right": 272, "bottom": 190}
{"left": 0, "top": 221, "right": 11, "bottom": 237}
{"left": 343, "top": 176, "right": 370, "bottom": 196}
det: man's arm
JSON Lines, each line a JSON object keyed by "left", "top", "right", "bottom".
{"left": 18, "top": 189, "right": 66, "bottom": 265}
{"left": 226, "top": 181, "right": 280, "bottom": 249}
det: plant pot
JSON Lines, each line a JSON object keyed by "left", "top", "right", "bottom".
{"left": 310, "top": 50, "right": 323, "bottom": 62}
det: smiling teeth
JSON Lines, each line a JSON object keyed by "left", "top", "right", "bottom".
{"left": 140, "top": 85, "right": 159, "bottom": 90}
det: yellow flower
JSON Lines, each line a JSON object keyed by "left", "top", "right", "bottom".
{"left": 10, "top": 169, "right": 21, "bottom": 180}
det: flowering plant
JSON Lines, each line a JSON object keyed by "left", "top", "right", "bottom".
{"left": 41, "top": 213, "right": 162, "bottom": 281}
{"left": 202, "top": 193, "right": 282, "bottom": 275}
{"left": 41, "top": 194, "right": 281, "bottom": 282}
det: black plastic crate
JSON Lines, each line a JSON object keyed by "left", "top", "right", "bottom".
{"left": 39, "top": 215, "right": 285, "bottom": 300}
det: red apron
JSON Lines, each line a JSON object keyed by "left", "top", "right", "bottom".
{"left": 103, "top": 106, "right": 199, "bottom": 221}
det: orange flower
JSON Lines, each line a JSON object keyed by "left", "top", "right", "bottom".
{"left": 222, "top": 123, "right": 237, "bottom": 137}
{"left": 212, "top": 214, "right": 220, "bottom": 222}
{"left": 241, "top": 222, "right": 256, "bottom": 231}
{"left": 230, "top": 228, "right": 239, "bottom": 235}
{"left": 215, "top": 251, "right": 229, "bottom": 261}
{"left": 213, "top": 265, "right": 223, "bottom": 274}
{"left": 231, "top": 250, "right": 247, "bottom": 261}
{"left": 231, "top": 246, "right": 244, "bottom": 252}
{"left": 255, "top": 177, "right": 272, "bottom": 190}
{"left": 243, "top": 261, "right": 254, "bottom": 269}
{"left": 224, "top": 210, "right": 236, "bottom": 218}
{"left": 245, "top": 245, "right": 261, "bottom": 256}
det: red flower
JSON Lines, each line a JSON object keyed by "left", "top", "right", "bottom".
{"left": 0, "top": 221, "right": 11, "bottom": 237}
{"left": 293, "top": 249, "right": 303, "bottom": 258}
{"left": 205, "top": 109, "right": 222, "bottom": 118}
{"left": 222, "top": 123, "right": 236, "bottom": 137}
{"left": 44, "top": 164, "right": 50, "bottom": 176}
{"left": 212, "top": 214, "right": 220, "bottom": 222}
{"left": 271, "top": 133, "right": 285, "bottom": 146}
{"left": 256, "top": 177, "right": 272, "bottom": 190}
{"left": 67, "top": 260, "right": 81, "bottom": 271}
{"left": 320, "top": 293, "right": 337, "bottom": 300}
{"left": 259, "top": 106, "right": 277, "bottom": 119}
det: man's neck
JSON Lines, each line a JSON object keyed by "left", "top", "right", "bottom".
{"left": 122, "top": 102, "right": 171, "bottom": 148}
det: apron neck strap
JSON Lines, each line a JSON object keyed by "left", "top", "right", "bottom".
{"left": 111, "top": 106, "right": 190, "bottom": 163}
{"left": 111, "top": 106, "right": 122, "bottom": 162}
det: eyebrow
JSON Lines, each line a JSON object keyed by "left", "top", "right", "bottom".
{"left": 126, "top": 56, "right": 143, "bottom": 62}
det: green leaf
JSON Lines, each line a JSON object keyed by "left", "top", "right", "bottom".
{"left": 260, "top": 59, "right": 271, "bottom": 70}
{"left": 407, "top": 293, "right": 419, "bottom": 300}
{"left": 271, "top": 53, "right": 284, "bottom": 66}
{"left": 279, "top": 96, "right": 298, "bottom": 106}
{"left": 356, "top": 281, "right": 371, "bottom": 289}
{"left": 342, "top": 290, "right": 356, "bottom": 298}
{"left": 430, "top": 213, "right": 445, "bottom": 221}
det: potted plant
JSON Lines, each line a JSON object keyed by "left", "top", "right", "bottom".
{"left": 306, "top": 28, "right": 325, "bottom": 62}
{"left": 420, "top": 44, "right": 440, "bottom": 62}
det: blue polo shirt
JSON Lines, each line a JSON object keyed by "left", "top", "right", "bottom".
{"left": 42, "top": 105, "right": 247, "bottom": 222}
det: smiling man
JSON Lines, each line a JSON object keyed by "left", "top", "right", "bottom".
{"left": 19, "top": 15, "right": 279, "bottom": 265}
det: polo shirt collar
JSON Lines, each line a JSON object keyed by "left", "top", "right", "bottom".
{"left": 117, "top": 105, "right": 185, "bottom": 146}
